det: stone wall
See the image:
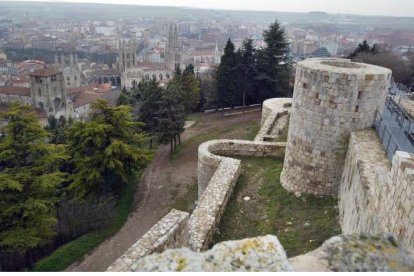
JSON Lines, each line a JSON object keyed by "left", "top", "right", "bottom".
{"left": 186, "top": 98, "right": 291, "bottom": 251}
{"left": 131, "top": 234, "right": 414, "bottom": 272}
{"left": 106, "top": 209, "right": 189, "bottom": 271}
{"left": 339, "top": 129, "right": 414, "bottom": 250}
{"left": 197, "top": 140, "right": 286, "bottom": 198}
{"left": 185, "top": 157, "right": 241, "bottom": 251}
{"left": 281, "top": 58, "right": 391, "bottom": 195}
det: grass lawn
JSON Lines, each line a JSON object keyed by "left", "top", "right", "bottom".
{"left": 31, "top": 171, "right": 141, "bottom": 271}
{"left": 171, "top": 120, "right": 260, "bottom": 213}
{"left": 211, "top": 156, "right": 341, "bottom": 257}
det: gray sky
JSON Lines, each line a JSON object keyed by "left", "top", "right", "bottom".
{"left": 9, "top": 0, "right": 414, "bottom": 17}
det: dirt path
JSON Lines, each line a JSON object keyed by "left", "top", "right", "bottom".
{"left": 66, "top": 111, "right": 261, "bottom": 271}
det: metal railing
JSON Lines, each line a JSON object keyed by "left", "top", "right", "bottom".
{"left": 374, "top": 111, "right": 402, "bottom": 161}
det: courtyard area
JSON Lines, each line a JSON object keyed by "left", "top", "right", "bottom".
{"left": 211, "top": 156, "right": 341, "bottom": 257}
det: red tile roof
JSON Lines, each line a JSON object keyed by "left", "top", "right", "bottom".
{"left": 73, "top": 92, "right": 104, "bottom": 108}
{"left": 0, "top": 86, "right": 31, "bottom": 97}
{"left": 30, "top": 68, "right": 60, "bottom": 77}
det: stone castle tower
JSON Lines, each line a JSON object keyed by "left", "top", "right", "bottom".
{"left": 30, "top": 68, "right": 73, "bottom": 119}
{"left": 281, "top": 59, "right": 391, "bottom": 195}
{"left": 116, "top": 38, "right": 137, "bottom": 72}
{"left": 165, "top": 22, "right": 182, "bottom": 71}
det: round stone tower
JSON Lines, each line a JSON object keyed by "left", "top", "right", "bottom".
{"left": 281, "top": 58, "right": 391, "bottom": 195}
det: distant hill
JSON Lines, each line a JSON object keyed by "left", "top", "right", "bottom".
{"left": 0, "top": 1, "right": 413, "bottom": 30}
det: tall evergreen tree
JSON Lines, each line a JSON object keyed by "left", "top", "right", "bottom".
{"left": 255, "top": 20, "right": 291, "bottom": 101}
{"left": 216, "top": 38, "right": 238, "bottom": 108}
{"left": 181, "top": 64, "right": 201, "bottom": 113}
{"left": 0, "top": 103, "right": 67, "bottom": 252}
{"left": 155, "top": 84, "right": 186, "bottom": 159}
{"left": 67, "top": 100, "right": 152, "bottom": 200}
{"left": 237, "top": 38, "right": 257, "bottom": 106}
{"left": 138, "top": 79, "right": 164, "bottom": 149}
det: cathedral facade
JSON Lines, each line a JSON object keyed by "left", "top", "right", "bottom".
{"left": 116, "top": 23, "right": 188, "bottom": 89}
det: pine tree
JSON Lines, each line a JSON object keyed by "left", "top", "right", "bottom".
{"left": 155, "top": 84, "right": 186, "bottom": 159}
{"left": 255, "top": 20, "right": 291, "bottom": 101}
{"left": 116, "top": 87, "right": 131, "bottom": 106}
{"left": 181, "top": 64, "right": 201, "bottom": 113}
{"left": 0, "top": 103, "right": 67, "bottom": 252}
{"left": 67, "top": 99, "right": 152, "bottom": 200}
{"left": 45, "top": 115, "right": 70, "bottom": 144}
{"left": 349, "top": 40, "right": 371, "bottom": 59}
{"left": 237, "top": 38, "right": 257, "bottom": 106}
{"left": 138, "top": 79, "right": 164, "bottom": 149}
{"left": 217, "top": 38, "right": 238, "bottom": 108}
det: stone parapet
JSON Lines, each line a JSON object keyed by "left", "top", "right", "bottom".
{"left": 198, "top": 139, "right": 286, "bottom": 198}
{"left": 106, "top": 209, "right": 189, "bottom": 271}
{"left": 339, "top": 129, "right": 414, "bottom": 250}
{"left": 132, "top": 235, "right": 293, "bottom": 272}
{"left": 186, "top": 157, "right": 241, "bottom": 251}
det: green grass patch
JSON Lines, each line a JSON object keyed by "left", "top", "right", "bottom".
{"left": 186, "top": 112, "right": 203, "bottom": 123}
{"left": 274, "top": 122, "right": 289, "bottom": 142}
{"left": 173, "top": 120, "right": 260, "bottom": 160}
{"left": 171, "top": 181, "right": 198, "bottom": 213}
{"left": 31, "top": 171, "right": 141, "bottom": 272}
{"left": 211, "top": 157, "right": 340, "bottom": 257}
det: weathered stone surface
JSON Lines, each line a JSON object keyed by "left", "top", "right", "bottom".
{"left": 340, "top": 130, "right": 414, "bottom": 249}
{"left": 106, "top": 209, "right": 189, "bottom": 271}
{"left": 321, "top": 233, "right": 414, "bottom": 271}
{"left": 281, "top": 58, "right": 392, "bottom": 195}
{"left": 133, "top": 235, "right": 293, "bottom": 272}
{"left": 291, "top": 233, "right": 414, "bottom": 272}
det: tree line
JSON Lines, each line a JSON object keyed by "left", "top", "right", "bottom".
{"left": 216, "top": 20, "right": 292, "bottom": 109}
{"left": 349, "top": 40, "right": 414, "bottom": 89}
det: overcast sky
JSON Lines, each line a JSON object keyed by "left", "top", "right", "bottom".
{"left": 9, "top": 0, "right": 414, "bottom": 17}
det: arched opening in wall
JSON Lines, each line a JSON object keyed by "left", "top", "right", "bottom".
{"left": 38, "top": 102, "right": 44, "bottom": 110}
{"left": 104, "top": 77, "right": 108, "bottom": 83}
{"left": 98, "top": 77, "right": 102, "bottom": 84}
{"left": 116, "top": 76, "right": 121, "bottom": 87}
{"left": 110, "top": 76, "right": 115, "bottom": 86}
{"left": 38, "top": 88, "right": 42, "bottom": 97}
{"left": 54, "top": 98, "right": 62, "bottom": 110}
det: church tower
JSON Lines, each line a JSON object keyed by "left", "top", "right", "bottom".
{"left": 165, "top": 22, "right": 181, "bottom": 71}
{"left": 116, "top": 38, "right": 137, "bottom": 72}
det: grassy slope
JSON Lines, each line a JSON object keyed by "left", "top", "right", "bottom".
{"left": 32, "top": 172, "right": 140, "bottom": 272}
{"left": 211, "top": 156, "right": 341, "bottom": 257}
